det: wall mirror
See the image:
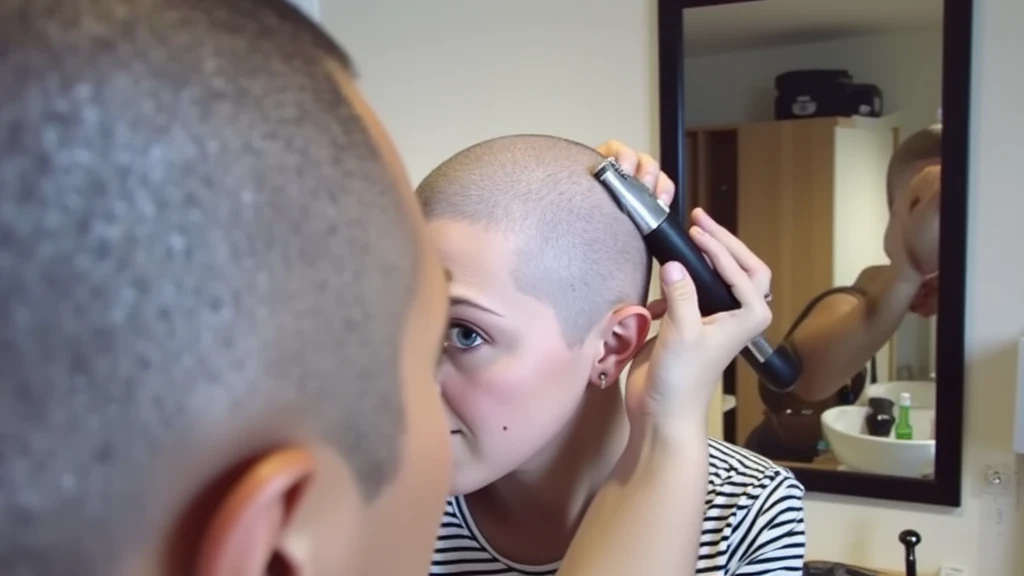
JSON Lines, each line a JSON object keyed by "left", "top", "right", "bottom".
{"left": 658, "top": 0, "right": 970, "bottom": 506}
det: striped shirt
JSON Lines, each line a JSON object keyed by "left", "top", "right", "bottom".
{"left": 431, "top": 438, "right": 806, "bottom": 575}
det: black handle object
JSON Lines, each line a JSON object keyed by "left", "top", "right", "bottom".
{"left": 899, "top": 529, "right": 921, "bottom": 576}
{"left": 594, "top": 158, "right": 802, "bottom": 392}
{"left": 644, "top": 216, "right": 802, "bottom": 392}
{"left": 865, "top": 397, "right": 897, "bottom": 437}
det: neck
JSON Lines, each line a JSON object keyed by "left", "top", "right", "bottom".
{"left": 466, "top": 386, "right": 629, "bottom": 564}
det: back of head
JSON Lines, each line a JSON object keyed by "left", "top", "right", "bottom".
{"left": 417, "top": 135, "right": 650, "bottom": 344}
{"left": 887, "top": 124, "right": 942, "bottom": 206}
{"left": 0, "top": 1, "right": 417, "bottom": 573}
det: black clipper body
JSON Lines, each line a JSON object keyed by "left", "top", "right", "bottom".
{"left": 593, "top": 157, "right": 801, "bottom": 393}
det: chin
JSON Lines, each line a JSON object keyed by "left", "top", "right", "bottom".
{"left": 448, "top": 458, "right": 513, "bottom": 496}
{"left": 449, "top": 479, "right": 473, "bottom": 497}
{"left": 449, "top": 468, "right": 493, "bottom": 496}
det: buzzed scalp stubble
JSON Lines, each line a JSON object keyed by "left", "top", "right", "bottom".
{"left": 0, "top": 0, "right": 417, "bottom": 573}
{"left": 417, "top": 134, "right": 652, "bottom": 345}
{"left": 887, "top": 124, "right": 943, "bottom": 207}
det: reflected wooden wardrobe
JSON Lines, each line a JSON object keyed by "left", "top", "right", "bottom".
{"left": 682, "top": 116, "right": 899, "bottom": 446}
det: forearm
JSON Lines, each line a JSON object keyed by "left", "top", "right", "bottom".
{"left": 792, "top": 264, "right": 921, "bottom": 400}
{"left": 557, "top": 415, "right": 708, "bottom": 576}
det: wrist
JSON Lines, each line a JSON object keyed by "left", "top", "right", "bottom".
{"left": 616, "top": 414, "right": 708, "bottom": 483}
{"left": 628, "top": 410, "right": 708, "bottom": 455}
{"left": 887, "top": 260, "right": 925, "bottom": 290}
{"left": 653, "top": 415, "right": 709, "bottom": 451}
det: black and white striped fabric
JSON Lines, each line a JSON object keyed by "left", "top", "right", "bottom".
{"left": 430, "top": 438, "right": 806, "bottom": 575}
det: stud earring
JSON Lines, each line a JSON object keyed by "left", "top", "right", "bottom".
{"left": 598, "top": 373, "right": 609, "bottom": 389}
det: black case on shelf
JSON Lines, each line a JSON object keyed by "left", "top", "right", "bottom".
{"left": 775, "top": 69, "right": 883, "bottom": 120}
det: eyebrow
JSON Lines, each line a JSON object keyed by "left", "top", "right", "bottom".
{"left": 450, "top": 296, "right": 504, "bottom": 318}
{"left": 441, "top": 267, "right": 503, "bottom": 317}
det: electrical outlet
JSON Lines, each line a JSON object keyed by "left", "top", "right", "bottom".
{"left": 938, "top": 565, "right": 965, "bottom": 576}
{"left": 981, "top": 464, "right": 1016, "bottom": 498}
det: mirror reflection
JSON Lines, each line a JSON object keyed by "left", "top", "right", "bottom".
{"left": 682, "top": 0, "right": 944, "bottom": 479}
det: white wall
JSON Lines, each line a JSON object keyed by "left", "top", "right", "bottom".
{"left": 323, "top": 1, "right": 1023, "bottom": 573}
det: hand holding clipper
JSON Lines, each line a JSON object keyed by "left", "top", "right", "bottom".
{"left": 593, "top": 157, "right": 802, "bottom": 393}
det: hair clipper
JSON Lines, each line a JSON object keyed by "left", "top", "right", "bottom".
{"left": 593, "top": 157, "right": 801, "bottom": 393}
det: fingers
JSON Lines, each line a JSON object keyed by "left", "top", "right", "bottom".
{"left": 596, "top": 140, "right": 637, "bottom": 171}
{"left": 689, "top": 226, "right": 771, "bottom": 330}
{"left": 913, "top": 164, "right": 941, "bottom": 190}
{"left": 691, "top": 207, "right": 771, "bottom": 296}
{"left": 594, "top": 140, "right": 676, "bottom": 206}
{"left": 652, "top": 168, "right": 676, "bottom": 207}
{"left": 646, "top": 298, "right": 667, "bottom": 320}
{"left": 659, "top": 262, "right": 702, "bottom": 340}
{"left": 907, "top": 166, "right": 941, "bottom": 214}
{"left": 635, "top": 153, "right": 658, "bottom": 188}
{"left": 636, "top": 154, "right": 675, "bottom": 206}
{"left": 913, "top": 179, "right": 941, "bottom": 216}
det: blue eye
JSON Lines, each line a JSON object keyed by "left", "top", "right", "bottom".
{"left": 446, "top": 324, "right": 484, "bottom": 350}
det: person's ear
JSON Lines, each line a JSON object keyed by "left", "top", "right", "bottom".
{"left": 589, "top": 304, "right": 652, "bottom": 388}
{"left": 194, "top": 447, "right": 315, "bottom": 576}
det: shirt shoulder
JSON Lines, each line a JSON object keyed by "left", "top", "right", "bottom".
{"left": 707, "top": 437, "right": 802, "bottom": 486}
{"left": 701, "top": 439, "right": 807, "bottom": 575}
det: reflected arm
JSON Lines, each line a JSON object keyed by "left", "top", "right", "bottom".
{"left": 788, "top": 264, "right": 923, "bottom": 401}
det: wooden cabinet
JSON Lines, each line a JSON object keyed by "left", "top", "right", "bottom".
{"left": 684, "top": 116, "right": 898, "bottom": 445}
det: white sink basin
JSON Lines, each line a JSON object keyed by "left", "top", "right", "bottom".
{"left": 857, "top": 380, "right": 937, "bottom": 409}
{"left": 821, "top": 405, "right": 935, "bottom": 478}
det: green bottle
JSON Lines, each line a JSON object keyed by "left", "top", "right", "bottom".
{"left": 894, "top": 392, "right": 914, "bottom": 440}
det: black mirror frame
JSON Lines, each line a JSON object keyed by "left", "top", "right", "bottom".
{"left": 657, "top": 0, "right": 970, "bottom": 507}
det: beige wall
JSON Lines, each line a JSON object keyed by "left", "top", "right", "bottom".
{"left": 323, "top": 0, "right": 657, "bottom": 184}
{"left": 323, "top": 1, "right": 1023, "bottom": 573}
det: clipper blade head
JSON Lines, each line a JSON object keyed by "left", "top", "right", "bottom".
{"left": 596, "top": 156, "right": 630, "bottom": 178}
{"left": 593, "top": 157, "right": 670, "bottom": 234}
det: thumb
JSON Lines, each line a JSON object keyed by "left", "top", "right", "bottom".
{"left": 660, "top": 262, "right": 701, "bottom": 339}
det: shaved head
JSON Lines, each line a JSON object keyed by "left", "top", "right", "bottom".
{"left": 0, "top": 0, "right": 417, "bottom": 573}
{"left": 887, "top": 125, "right": 942, "bottom": 206}
{"left": 417, "top": 135, "right": 650, "bottom": 344}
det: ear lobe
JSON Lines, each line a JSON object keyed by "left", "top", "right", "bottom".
{"left": 590, "top": 304, "right": 652, "bottom": 385}
{"left": 195, "top": 447, "right": 315, "bottom": 576}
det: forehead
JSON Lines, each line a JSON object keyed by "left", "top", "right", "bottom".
{"left": 428, "top": 220, "right": 519, "bottom": 292}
